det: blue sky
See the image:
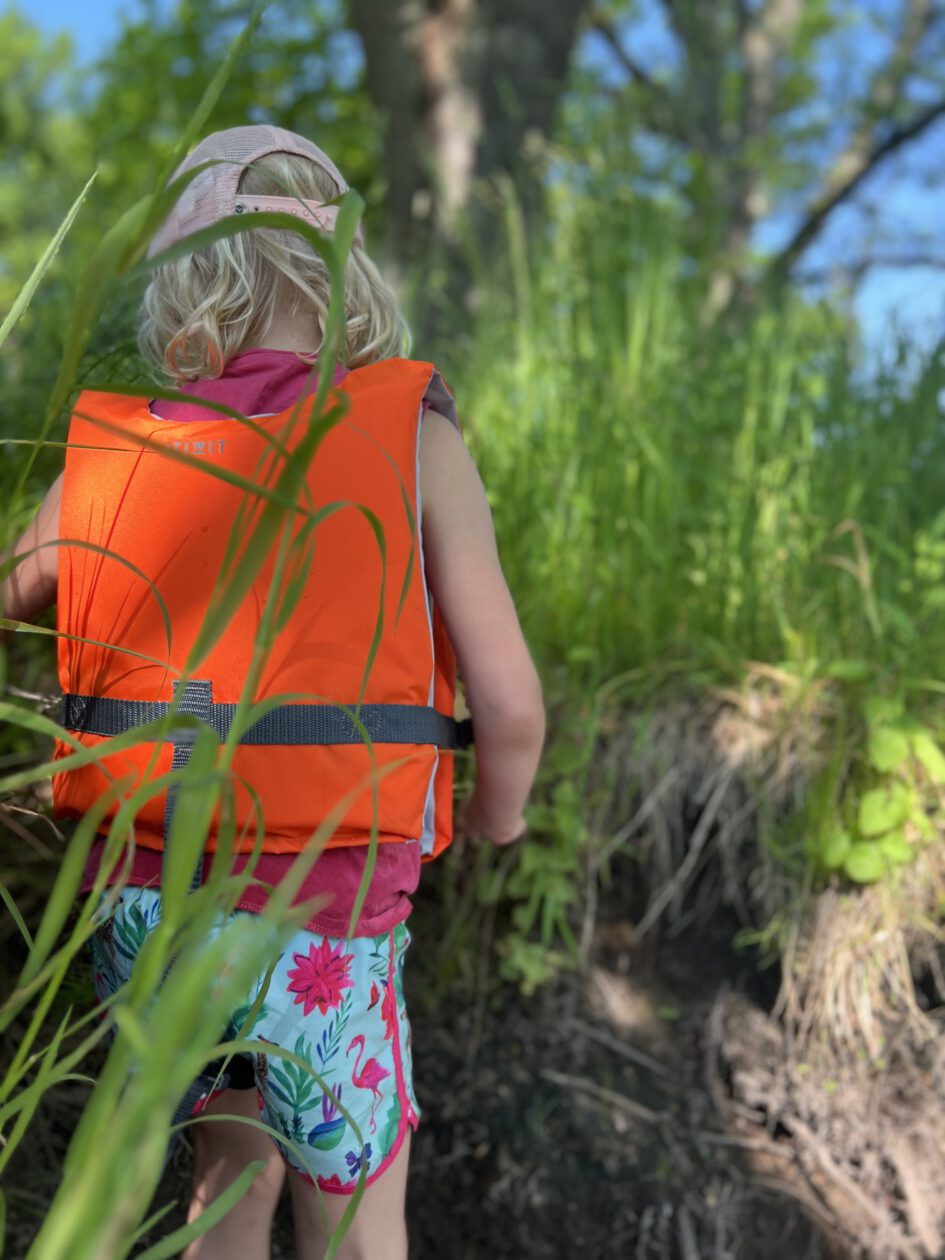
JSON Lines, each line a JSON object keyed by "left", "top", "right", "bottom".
{"left": 16, "top": 0, "right": 945, "bottom": 367}
{"left": 581, "top": 0, "right": 945, "bottom": 370}
{"left": 19, "top": 0, "right": 169, "bottom": 64}
{"left": 16, "top": 0, "right": 107, "bottom": 61}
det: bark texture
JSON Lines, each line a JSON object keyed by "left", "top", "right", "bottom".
{"left": 349, "top": 0, "right": 587, "bottom": 268}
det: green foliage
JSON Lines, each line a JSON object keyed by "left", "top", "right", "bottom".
{"left": 447, "top": 174, "right": 945, "bottom": 695}
{"left": 434, "top": 157, "right": 944, "bottom": 983}
{"left": 866, "top": 726, "right": 910, "bottom": 774}
{"left": 806, "top": 688, "right": 944, "bottom": 886}
{"left": 0, "top": 173, "right": 97, "bottom": 353}
{"left": 0, "top": 12, "right": 378, "bottom": 1256}
{"left": 490, "top": 700, "right": 611, "bottom": 990}
{"left": 0, "top": 0, "right": 943, "bottom": 1219}
{"left": 0, "top": 1, "right": 377, "bottom": 483}
{"left": 0, "top": 12, "right": 92, "bottom": 310}
{"left": 496, "top": 935, "right": 566, "bottom": 996}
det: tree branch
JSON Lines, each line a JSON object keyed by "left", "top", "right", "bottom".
{"left": 766, "top": 96, "right": 945, "bottom": 283}
{"left": 591, "top": 16, "right": 663, "bottom": 99}
{"left": 590, "top": 13, "right": 696, "bottom": 145}
{"left": 742, "top": 0, "right": 803, "bottom": 138}
{"left": 800, "top": 251, "right": 945, "bottom": 285}
{"left": 734, "top": 0, "right": 803, "bottom": 231}
{"left": 873, "top": 0, "right": 936, "bottom": 114}
{"left": 756, "top": 0, "right": 943, "bottom": 288}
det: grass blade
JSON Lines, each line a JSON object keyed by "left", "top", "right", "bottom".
{"left": 134, "top": 1162, "right": 265, "bottom": 1260}
{"left": 0, "top": 172, "right": 97, "bottom": 351}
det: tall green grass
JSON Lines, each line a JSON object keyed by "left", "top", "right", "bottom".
{"left": 0, "top": 11, "right": 404, "bottom": 1258}
{"left": 423, "top": 178, "right": 945, "bottom": 989}
{"left": 1, "top": 24, "right": 944, "bottom": 1247}
{"left": 453, "top": 185, "right": 944, "bottom": 695}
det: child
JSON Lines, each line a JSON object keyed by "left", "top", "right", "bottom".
{"left": 1, "top": 125, "right": 544, "bottom": 1260}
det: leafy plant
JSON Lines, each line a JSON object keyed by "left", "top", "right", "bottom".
{"left": 810, "top": 691, "right": 944, "bottom": 885}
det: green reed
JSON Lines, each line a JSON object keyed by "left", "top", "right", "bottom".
{"left": 0, "top": 7, "right": 399, "bottom": 1257}
{"left": 2, "top": 18, "right": 944, "bottom": 1247}
{"left": 422, "top": 174, "right": 945, "bottom": 989}
{"left": 453, "top": 181, "right": 944, "bottom": 695}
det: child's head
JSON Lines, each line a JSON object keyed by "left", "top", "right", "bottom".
{"left": 139, "top": 125, "right": 407, "bottom": 383}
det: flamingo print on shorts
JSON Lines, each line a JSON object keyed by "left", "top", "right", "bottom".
{"left": 347, "top": 1034, "right": 390, "bottom": 1133}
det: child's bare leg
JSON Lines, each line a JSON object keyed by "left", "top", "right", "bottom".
{"left": 289, "top": 1133, "right": 410, "bottom": 1260}
{"left": 182, "top": 1086, "right": 285, "bottom": 1260}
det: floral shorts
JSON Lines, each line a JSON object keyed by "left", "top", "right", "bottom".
{"left": 90, "top": 887, "right": 419, "bottom": 1192}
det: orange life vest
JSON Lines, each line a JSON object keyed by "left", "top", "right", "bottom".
{"left": 53, "top": 357, "right": 464, "bottom": 862}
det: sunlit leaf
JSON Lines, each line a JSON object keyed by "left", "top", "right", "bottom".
{"left": 858, "top": 785, "right": 911, "bottom": 837}
{"left": 912, "top": 731, "right": 945, "bottom": 786}
{"left": 843, "top": 843, "right": 885, "bottom": 884}
{"left": 820, "top": 830, "right": 851, "bottom": 870}
{"left": 879, "top": 831, "right": 913, "bottom": 865}
{"left": 867, "top": 726, "right": 910, "bottom": 772}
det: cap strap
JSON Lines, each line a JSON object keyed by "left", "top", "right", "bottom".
{"left": 232, "top": 195, "right": 363, "bottom": 246}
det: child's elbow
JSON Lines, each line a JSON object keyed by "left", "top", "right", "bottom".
{"left": 510, "top": 702, "right": 546, "bottom": 752}
{"left": 515, "top": 678, "right": 546, "bottom": 741}
{"left": 476, "top": 675, "right": 545, "bottom": 747}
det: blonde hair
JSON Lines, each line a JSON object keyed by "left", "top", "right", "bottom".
{"left": 139, "top": 152, "right": 409, "bottom": 382}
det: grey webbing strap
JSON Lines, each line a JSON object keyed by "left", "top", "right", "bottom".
{"left": 163, "top": 679, "right": 213, "bottom": 893}
{"left": 61, "top": 693, "right": 473, "bottom": 750}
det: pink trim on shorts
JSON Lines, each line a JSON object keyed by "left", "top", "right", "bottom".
{"left": 299, "top": 928, "right": 418, "bottom": 1195}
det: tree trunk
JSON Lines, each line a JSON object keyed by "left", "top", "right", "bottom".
{"left": 349, "top": 0, "right": 587, "bottom": 279}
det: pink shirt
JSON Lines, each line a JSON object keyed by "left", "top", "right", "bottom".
{"left": 79, "top": 349, "right": 425, "bottom": 936}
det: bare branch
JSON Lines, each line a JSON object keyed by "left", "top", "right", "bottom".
{"left": 657, "top": 0, "right": 688, "bottom": 45}
{"left": 766, "top": 96, "right": 945, "bottom": 284}
{"left": 800, "top": 251, "right": 945, "bottom": 286}
{"left": 649, "top": 0, "right": 729, "bottom": 147}
{"left": 589, "top": 13, "right": 696, "bottom": 145}
{"left": 873, "top": 0, "right": 936, "bottom": 115}
{"left": 591, "top": 16, "right": 664, "bottom": 100}
{"left": 821, "top": 0, "right": 936, "bottom": 193}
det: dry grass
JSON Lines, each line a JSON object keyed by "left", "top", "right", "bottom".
{"left": 776, "top": 847, "right": 945, "bottom": 1061}
{"left": 590, "top": 675, "right": 945, "bottom": 1065}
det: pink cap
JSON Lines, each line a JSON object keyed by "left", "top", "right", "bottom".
{"left": 147, "top": 124, "right": 363, "bottom": 259}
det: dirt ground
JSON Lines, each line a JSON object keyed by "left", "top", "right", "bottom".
{"left": 10, "top": 845, "right": 944, "bottom": 1260}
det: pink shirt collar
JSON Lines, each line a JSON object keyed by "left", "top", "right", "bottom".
{"left": 151, "top": 349, "right": 349, "bottom": 422}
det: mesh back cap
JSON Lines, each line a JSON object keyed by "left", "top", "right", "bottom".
{"left": 147, "top": 125, "right": 358, "bottom": 259}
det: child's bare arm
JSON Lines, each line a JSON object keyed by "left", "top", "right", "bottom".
{"left": 0, "top": 475, "right": 62, "bottom": 624}
{"left": 420, "top": 411, "right": 544, "bottom": 845}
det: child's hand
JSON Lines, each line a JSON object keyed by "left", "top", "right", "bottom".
{"left": 454, "top": 794, "right": 527, "bottom": 847}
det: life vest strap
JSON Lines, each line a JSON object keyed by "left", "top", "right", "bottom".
{"left": 163, "top": 679, "right": 214, "bottom": 893}
{"left": 61, "top": 692, "right": 474, "bottom": 750}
